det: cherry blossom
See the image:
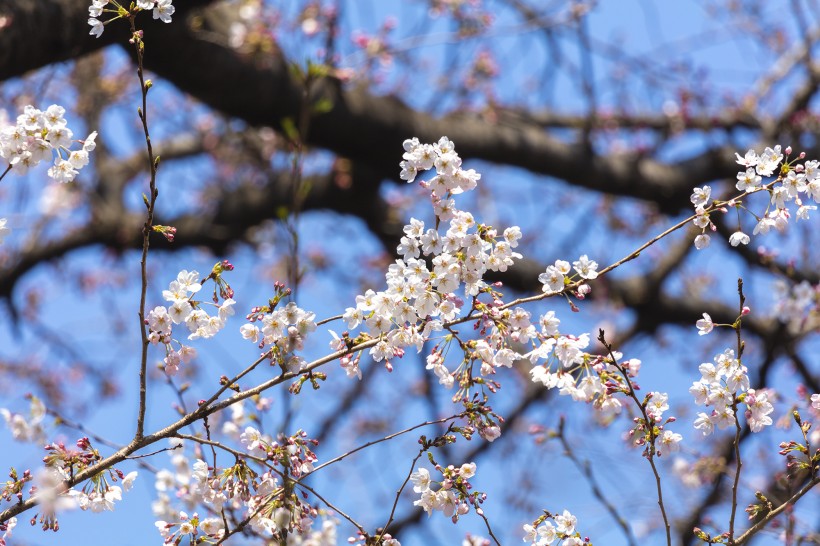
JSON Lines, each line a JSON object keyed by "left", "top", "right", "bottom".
{"left": 4, "top": 108, "right": 819, "bottom": 546}
{"left": 694, "top": 233, "right": 711, "bottom": 250}
{"left": 0, "top": 396, "right": 46, "bottom": 443}
{"left": 695, "top": 313, "right": 714, "bottom": 336}
{"left": 728, "top": 231, "right": 750, "bottom": 247}
{"left": 689, "top": 349, "right": 773, "bottom": 436}
{"left": 524, "top": 509, "right": 585, "bottom": 546}
{"left": 0, "top": 105, "right": 97, "bottom": 184}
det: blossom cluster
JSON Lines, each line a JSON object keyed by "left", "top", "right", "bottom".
{"left": 410, "top": 462, "right": 483, "bottom": 522}
{"left": 88, "top": 0, "right": 175, "bottom": 38}
{"left": 0, "top": 403, "right": 137, "bottom": 529}
{"left": 153, "top": 436, "right": 330, "bottom": 543}
{"left": 0, "top": 105, "right": 96, "bottom": 183}
{"left": 690, "top": 144, "right": 820, "bottom": 249}
{"left": 239, "top": 427, "right": 317, "bottom": 479}
{"left": 151, "top": 440, "right": 206, "bottom": 524}
{"left": 220, "top": 399, "right": 272, "bottom": 440}
{"left": 645, "top": 392, "right": 682, "bottom": 454}
{"left": 523, "top": 509, "right": 585, "bottom": 546}
{"left": 239, "top": 283, "right": 318, "bottom": 373}
{"left": 773, "top": 279, "right": 819, "bottom": 335}
{"left": 0, "top": 517, "right": 16, "bottom": 546}
{"left": 362, "top": 139, "right": 612, "bottom": 423}
{"left": 6, "top": 123, "right": 819, "bottom": 546}
{"left": 62, "top": 469, "right": 137, "bottom": 514}
{"left": 29, "top": 439, "right": 137, "bottom": 530}
{"left": 146, "top": 267, "right": 235, "bottom": 375}
{"left": 153, "top": 442, "right": 251, "bottom": 541}
{"left": 690, "top": 349, "right": 774, "bottom": 434}
{"left": 530, "top": 342, "right": 640, "bottom": 420}
{"left": 335, "top": 137, "right": 525, "bottom": 378}
{"left": 672, "top": 456, "right": 726, "bottom": 488}
{"left": 0, "top": 396, "right": 46, "bottom": 444}
{"left": 155, "top": 510, "right": 225, "bottom": 543}
{"left": 348, "top": 529, "right": 401, "bottom": 546}
{"left": 538, "top": 255, "right": 598, "bottom": 294}
{"left": 527, "top": 329, "right": 683, "bottom": 456}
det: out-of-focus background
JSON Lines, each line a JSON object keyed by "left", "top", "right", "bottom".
{"left": 0, "top": 1, "right": 818, "bottom": 545}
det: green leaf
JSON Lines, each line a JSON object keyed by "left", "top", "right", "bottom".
{"left": 306, "top": 61, "right": 330, "bottom": 79}
{"left": 281, "top": 117, "right": 299, "bottom": 143}
{"left": 312, "top": 98, "right": 333, "bottom": 114}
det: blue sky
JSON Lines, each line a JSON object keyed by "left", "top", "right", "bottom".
{"left": 1, "top": 1, "right": 819, "bottom": 546}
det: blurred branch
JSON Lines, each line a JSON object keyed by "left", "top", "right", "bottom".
{"left": 0, "top": 0, "right": 217, "bottom": 80}
{"left": 5, "top": 0, "right": 809, "bottom": 223}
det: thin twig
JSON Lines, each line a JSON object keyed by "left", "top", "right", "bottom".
{"left": 132, "top": 15, "right": 160, "bottom": 443}
{"left": 0, "top": 172, "right": 791, "bottom": 527}
{"left": 312, "top": 414, "right": 464, "bottom": 474}
{"left": 599, "top": 330, "right": 671, "bottom": 546}
{"left": 728, "top": 279, "right": 747, "bottom": 544}
{"left": 733, "top": 477, "right": 820, "bottom": 545}
{"left": 377, "top": 450, "right": 426, "bottom": 543}
{"left": 177, "top": 434, "right": 368, "bottom": 538}
{"left": 46, "top": 407, "right": 161, "bottom": 473}
{"left": 474, "top": 504, "right": 503, "bottom": 546}
{"left": 555, "top": 417, "right": 638, "bottom": 546}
